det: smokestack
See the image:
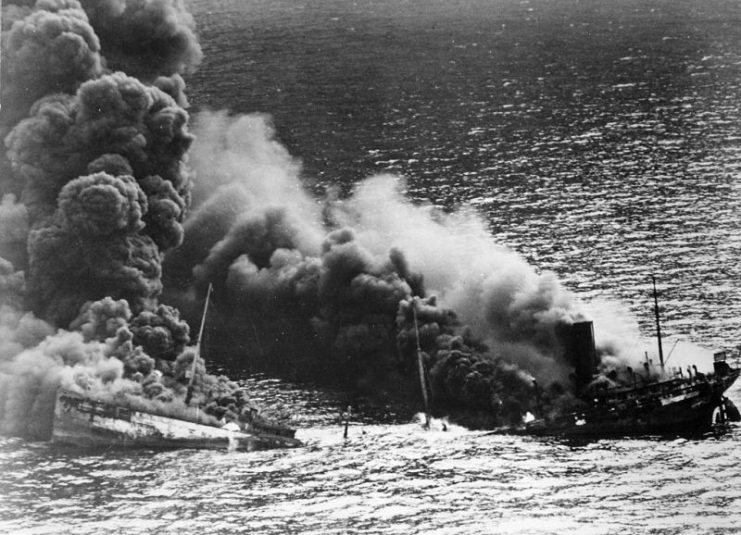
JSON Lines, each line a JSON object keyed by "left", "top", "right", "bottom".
{"left": 566, "top": 321, "right": 597, "bottom": 393}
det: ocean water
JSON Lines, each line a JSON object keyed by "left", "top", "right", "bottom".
{"left": 2, "top": 419, "right": 741, "bottom": 535}
{"left": 187, "top": 0, "right": 741, "bottom": 347}
{"left": 3, "top": 0, "right": 741, "bottom": 533}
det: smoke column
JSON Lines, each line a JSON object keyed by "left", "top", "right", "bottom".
{"left": 0, "top": 0, "right": 259, "bottom": 440}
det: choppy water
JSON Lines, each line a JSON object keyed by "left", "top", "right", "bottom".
{"left": 3, "top": 411, "right": 741, "bottom": 534}
{"left": 3, "top": 0, "right": 741, "bottom": 533}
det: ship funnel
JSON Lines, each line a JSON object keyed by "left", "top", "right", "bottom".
{"left": 713, "top": 351, "right": 731, "bottom": 377}
{"left": 566, "top": 321, "right": 598, "bottom": 392}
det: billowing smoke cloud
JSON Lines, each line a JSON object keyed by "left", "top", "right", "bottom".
{"left": 396, "top": 296, "right": 541, "bottom": 428}
{"left": 0, "top": 0, "right": 261, "bottom": 441}
{"left": 0, "top": 194, "right": 29, "bottom": 268}
{"left": 330, "top": 176, "right": 583, "bottom": 385}
{"left": 162, "top": 112, "right": 326, "bottom": 319}
{"left": 0, "top": 257, "right": 26, "bottom": 311}
{"left": 78, "top": 0, "right": 202, "bottom": 81}
{"left": 0, "top": 0, "right": 103, "bottom": 138}
{"left": 4, "top": 69, "right": 194, "bottom": 326}
{"left": 165, "top": 112, "right": 611, "bottom": 426}
{"left": 6, "top": 70, "right": 192, "bottom": 225}
{"left": 0, "top": 295, "right": 257, "bottom": 439}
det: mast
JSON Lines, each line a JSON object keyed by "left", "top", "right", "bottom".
{"left": 652, "top": 275, "right": 665, "bottom": 371}
{"left": 412, "top": 301, "right": 431, "bottom": 428}
{"left": 185, "top": 283, "right": 213, "bottom": 406}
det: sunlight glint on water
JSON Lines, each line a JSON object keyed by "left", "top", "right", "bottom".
{"left": 3, "top": 0, "right": 741, "bottom": 533}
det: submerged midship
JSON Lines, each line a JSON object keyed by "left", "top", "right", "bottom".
{"left": 523, "top": 320, "right": 740, "bottom": 437}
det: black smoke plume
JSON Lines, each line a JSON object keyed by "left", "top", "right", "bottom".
{"left": 168, "top": 107, "right": 675, "bottom": 426}
{"left": 163, "top": 112, "right": 618, "bottom": 425}
{"left": 0, "top": 0, "right": 262, "bottom": 440}
{"left": 1, "top": 0, "right": 103, "bottom": 138}
{"left": 78, "top": 0, "right": 202, "bottom": 81}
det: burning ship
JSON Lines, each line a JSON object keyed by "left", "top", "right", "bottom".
{"left": 523, "top": 321, "right": 740, "bottom": 437}
{"left": 51, "top": 285, "right": 301, "bottom": 451}
{"left": 52, "top": 387, "right": 300, "bottom": 451}
{"left": 521, "top": 280, "right": 740, "bottom": 438}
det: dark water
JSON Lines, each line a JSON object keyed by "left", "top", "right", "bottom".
{"left": 187, "top": 0, "right": 741, "bottom": 345}
{"left": 3, "top": 0, "right": 741, "bottom": 533}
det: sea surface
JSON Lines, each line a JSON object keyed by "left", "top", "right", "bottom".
{"left": 3, "top": 0, "right": 741, "bottom": 533}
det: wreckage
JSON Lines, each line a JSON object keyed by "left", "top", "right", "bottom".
{"left": 522, "top": 278, "right": 740, "bottom": 437}
{"left": 51, "top": 284, "right": 301, "bottom": 451}
{"left": 52, "top": 388, "right": 300, "bottom": 451}
{"left": 524, "top": 320, "right": 740, "bottom": 437}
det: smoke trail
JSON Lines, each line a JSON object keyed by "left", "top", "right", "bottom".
{"left": 173, "top": 106, "right": 686, "bottom": 427}
{"left": 165, "top": 112, "right": 606, "bottom": 425}
{"left": 162, "top": 111, "right": 326, "bottom": 324}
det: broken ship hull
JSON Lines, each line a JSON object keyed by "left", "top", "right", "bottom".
{"left": 525, "top": 374, "right": 739, "bottom": 438}
{"left": 52, "top": 389, "right": 302, "bottom": 451}
{"left": 523, "top": 321, "right": 741, "bottom": 438}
